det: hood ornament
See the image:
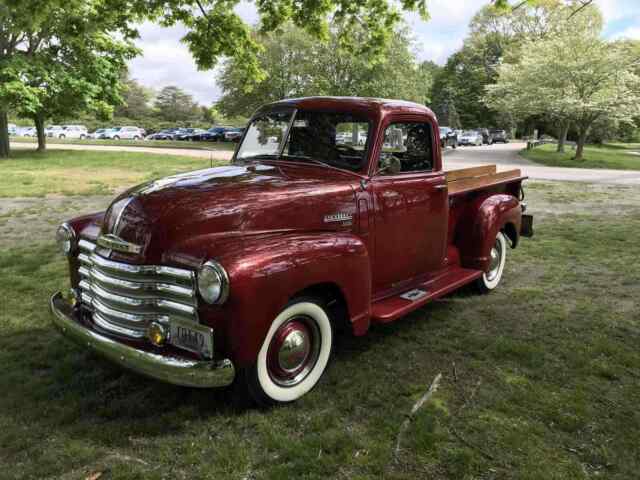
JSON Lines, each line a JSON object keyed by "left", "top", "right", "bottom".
{"left": 97, "top": 234, "right": 142, "bottom": 254}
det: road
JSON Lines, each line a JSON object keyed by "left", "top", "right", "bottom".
{"left": 12, "top": 141, "right": 640, "bottom": 185}
{"left": 443, "top": 142, "right": 640, "bottom": 185}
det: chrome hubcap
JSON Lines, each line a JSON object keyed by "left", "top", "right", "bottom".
{"left": 267, "top": 316, "right": 321, "bottom": 387}
{"left": 486, "top": 238, "right": 503, "bottom": 282}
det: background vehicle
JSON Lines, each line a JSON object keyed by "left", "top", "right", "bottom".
{"left": 458, "top": 130, "right": 483, "bottom": 146}
{"left": 8, "top": 124, "right": 17, "bottom": 136}
{"left": 101, "top": 126, "right": 144, "bottom": 140}
{"left": 224, "top": 127, "right": 245, "bottom": 142}
{"left": 50, "top": 97, "right": 532, "bottom": 407}
{"left": 88, "top": 128, "right": 109, "bottom": 139}
{"left": 478, "top": 128, "right": 493, "bottom": 145}
{"left": 145, "top": 129, "right": 177, "bottom": 140}
{"left": 439, "top": 126, "right": 458, "bottom": 149}
{"left": 59, "top": 125, "right": 88, "bottom": 139}
{"left": 176, "top": 128, "right": 207, "bottom": 140}
{"left": 490, "top": 129, "right": 509, "bottom": 143}
{"left": 45, "top": 126, "right": 65, "bottom": 138}
{"left": 18, "top": 126, "right": 36, "bottom": 137}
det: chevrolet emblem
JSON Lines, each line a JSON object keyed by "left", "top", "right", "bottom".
{"left": 97, "top": 234, "right": 142, "bottom": 254}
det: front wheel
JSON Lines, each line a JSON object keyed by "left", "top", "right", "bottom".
{"left": 113, "top": 135, "right": 120, "bottom": 140}
{"left": 475, "top": 232, "right": 507, "bottom": 293}
{"left": 237, "top": 297, "right": 333, "bottom": 406}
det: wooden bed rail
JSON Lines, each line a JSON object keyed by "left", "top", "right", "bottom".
{"left": 445, "top": 165, "right": 523, "bottom": 195}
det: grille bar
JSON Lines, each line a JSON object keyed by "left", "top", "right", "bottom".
{"left": 77, "top": 239, "right": 198, "bottom": 340}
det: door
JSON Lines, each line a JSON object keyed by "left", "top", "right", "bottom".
{"left": 370, "top": 121, "right": 448, "bottom": 293}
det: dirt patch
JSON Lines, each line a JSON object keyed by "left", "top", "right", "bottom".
{"left": 0, "top": 195, "right": 112, "bottom": 249}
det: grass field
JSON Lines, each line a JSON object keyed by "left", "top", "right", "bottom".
{"left": 11, "top": 136, "right": 236, "bottom": 151}
{"left": 1, "top": 150, "right": 226, "bottom": 197}
{"left": 1, "top": 174, "right": 639, "bottom": 479}
{"left": 521, "top": 142, "right": 640, "bottom": 170}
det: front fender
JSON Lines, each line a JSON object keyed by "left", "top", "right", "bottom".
{"left": 202, "top": 232, "right": 371, "bottom": 367}
{"left": 457, "top": 194, "right": 521, "bottom": 271}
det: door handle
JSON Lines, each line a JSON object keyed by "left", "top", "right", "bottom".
{"left": 434, "top": 184, "right": 448, "bottom": 190}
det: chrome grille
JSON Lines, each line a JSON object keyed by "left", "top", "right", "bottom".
{"left": 76, "top": 239, "right": 197, "bottom": 339}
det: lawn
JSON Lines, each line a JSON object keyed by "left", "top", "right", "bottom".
{"left": 0, "top": 150, "right": 227, "bottom": 197}
{"left": 520, "top": 142, "right": 640, "bottom": 170}
{"left": 1, "top": 178, "right": 639, "bottom": 479}
{"left": 11, "top": 136, "right": 236, "bottom": 152}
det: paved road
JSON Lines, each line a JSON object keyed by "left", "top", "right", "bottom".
{"left": 12, "top": 140, "right": 640, "bottom": 185}
{"left": 443, "top": 142, "right": 640, "bottom": 185}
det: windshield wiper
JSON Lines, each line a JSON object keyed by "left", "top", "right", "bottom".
{"left": 280, "top": 154, "right": 333, "bottom": 169}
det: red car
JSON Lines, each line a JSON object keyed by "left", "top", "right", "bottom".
{"left": 51, "top": 97, "right": 533, "bottom": 405}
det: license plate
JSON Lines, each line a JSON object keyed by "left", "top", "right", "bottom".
{"left": 169, "top": 319, "right": 214, "bottom": 359}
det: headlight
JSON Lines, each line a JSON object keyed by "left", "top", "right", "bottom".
{"left": 197, "top": 260, "right": 229, "bottom": 304}
{"left": 55, "top": 223, "right": 76, "bottom": 256}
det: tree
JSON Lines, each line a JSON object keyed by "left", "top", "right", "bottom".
{"left": 0, "top": 0, "right": 138, "bottom": 156}
{"left": 154, "top": 86, "right": 200, "bottom": 122}
{"left": 217, "top": 23, "right": 429, "bottom": 117}
{"left": 486, "top": 15, "right": 640, "bottom": 160}
{"left": 115, "top": 75, "right": 154, "bottom": 119}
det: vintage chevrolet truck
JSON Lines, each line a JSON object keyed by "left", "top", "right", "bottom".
{"left": 51, "top": 97, "right": 533, "bottom": 405}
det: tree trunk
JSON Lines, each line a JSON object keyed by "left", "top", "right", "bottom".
{"left": 574, "top": 128, "right": 588, "bottom": 161}
{"left": 556, "top": 121, "right": 569, "bottom": 153}
{"left": 0, "top": 111, "right": 9, "bottom": 158}
{"left": 35, "top": 114, "right": 46, "bottom": 152}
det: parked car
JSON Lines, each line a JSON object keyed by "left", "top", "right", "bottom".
{"left": 478, "top": 128, "right": 493, "bottom": 145}
{"left": 224, "top": 127, "right": 245, "bottom": 142}
{"left": 59, "top": 125, "right": 88, "bottom": 139}
{"left": 175, "top": 128, "right": 207, "bottom": 141}
{"left": 50, "top": 96, "right": 533, "bottom": 406}
{"left": 18, "top": 126, "right": 36, "bottom": 137}
{"left": 45, "top": 125, "right": 65, "bottom": 138}
{"left": 8, "top": 123, "right": 17, "bottom": 136}
{"left": 145, "top": 129, "right": 177, "bottom": 141}
{"left": 439, "top": 126, "right": 458, "bottom": 149}
{"left": 188, "top": 126, "right": 233, "bottom": 142}
{"left": 100, "top": 126, "right": 144, "bottom": 140}
{"left": 88, "top": 128, "right": 108, "bottom": 139}
{"left": 458, "top": 130, "right": 483, "bottom": 146}
{"left": 490, "top": 129, "right": 509, "bottom": 143}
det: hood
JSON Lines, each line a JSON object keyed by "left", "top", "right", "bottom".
{"left": 99, "top": 163, "right": 359, "bottom": 265}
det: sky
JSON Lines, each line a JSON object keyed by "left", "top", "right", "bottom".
{"left": 128, "top": 0, "right": 640, "bottom": 106}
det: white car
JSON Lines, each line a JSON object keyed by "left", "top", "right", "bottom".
{"left": 8, "top": 124, "right": 17, "bottom": 136}
{"left": 458, "top": 130, "right": 483, "bottom": 146}
{"left": 100, "top": 126, "right": 144, "bottom": 140}
{"left": 88, "top": 128, "right": 109, "bottom": 139}
{"left": 59, "top": 125, "right": 88, "bottom": 139}
{"left": 45, "top": 125, "right": 65, "bottom": 138}
{"left": 18, "top": 127, "right": 36, "bottom": 137}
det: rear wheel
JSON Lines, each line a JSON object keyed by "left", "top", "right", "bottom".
{"left": 113, "top": 135, "right": 120, "bottom": 140}
{"left": 475, "top": 232, "right": 507, "bottom": 293}
{"left": 237, "top": 297, "right": 333, "bottom": 406}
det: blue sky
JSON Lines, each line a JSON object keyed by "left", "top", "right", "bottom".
{"left": 128, "top": 0, "right": 640, "bottom": 105}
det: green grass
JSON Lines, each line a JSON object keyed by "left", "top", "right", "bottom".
{"left": 521, "top": 143, "right": 640, "bottom": 170}
{"left": 11, "top": 136, "right": 236, "bottom": 151}
{"left": 0, "top": 150, "right": 227, "bottom": 197}
{"left": 1, "top": 181, "right": 640, "bottom": 479}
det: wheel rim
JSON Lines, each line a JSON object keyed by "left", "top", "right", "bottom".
{"left": 266, "top": 315, "right": 321, "bottom": 387}
{"left": 486, "top": 236, "right": 503, "bottom": 282}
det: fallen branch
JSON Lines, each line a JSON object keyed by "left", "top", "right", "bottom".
{"left": 394, "top": 373, "right": 442, "bottom": 462}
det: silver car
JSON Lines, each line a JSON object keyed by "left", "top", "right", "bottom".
{"left": 458, "top": 130, "right": 483, "bottom": 146}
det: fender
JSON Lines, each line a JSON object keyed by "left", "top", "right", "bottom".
{"left": 192, "top": 232, "right": 371, "bottom": 367}
{"left": 456, "top": 194, "right": 522, "bottom": 271}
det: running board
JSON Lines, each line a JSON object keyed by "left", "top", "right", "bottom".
{"left": 371, "top": 268, "right": 482, "bottom": 324}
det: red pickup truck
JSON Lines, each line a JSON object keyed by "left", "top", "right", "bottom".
{"left": 51, "top": 97, "right": 533, "bottom": 405}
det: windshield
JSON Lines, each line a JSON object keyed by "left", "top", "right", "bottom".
{"left": 236, "top": 109, "right": 370, "bottom": 172}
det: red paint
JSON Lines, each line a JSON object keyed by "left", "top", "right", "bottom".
{"left": 63, "top": 97, "right": 529, "bottom": 367}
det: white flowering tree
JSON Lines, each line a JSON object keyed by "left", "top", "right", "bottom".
{"left": 486, "top": 8, "right": 640, "bottom": 159}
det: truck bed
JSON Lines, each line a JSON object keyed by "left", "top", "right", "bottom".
{"left": 445, "top": 165, "right": 525, "bottom": 196}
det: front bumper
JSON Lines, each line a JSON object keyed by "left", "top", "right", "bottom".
{"left": 50, "top": 291, "right": 235, "bottom": 388}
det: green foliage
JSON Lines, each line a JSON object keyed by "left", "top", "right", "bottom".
{"left": 521, "top": 142, "right": 640, "bottom": 170}
{"left": 217, "top": 23, "right": 433, "bottom": 117}
{"left": 153, "top": 85, "right": 200, "bottom": 122}
{"left": 114, "top": 74, "right": 155, "bottom": 119}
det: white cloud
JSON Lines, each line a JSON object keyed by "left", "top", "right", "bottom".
{"left": 610, "top": 26, "right": 640, "bottom": 40}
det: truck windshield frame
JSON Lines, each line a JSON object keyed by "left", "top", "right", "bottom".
{"left": 235, "top": 108, "right": 372, "bottom": 173}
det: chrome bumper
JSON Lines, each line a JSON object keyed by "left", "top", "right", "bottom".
{"left": 49, "top": 291, "right": 235, "bottom": 388}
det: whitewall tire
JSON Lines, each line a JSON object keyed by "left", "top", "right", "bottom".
{"left": 475, "top": 232, "right": 507, "bottom": 293}
{"left": 240, "top": 297, "right": 333, "bottom": 406}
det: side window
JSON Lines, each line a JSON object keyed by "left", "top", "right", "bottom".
{"left": 378, "top": 122, "right": 434, "bottom": 175}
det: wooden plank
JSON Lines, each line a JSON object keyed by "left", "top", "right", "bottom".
{"left": 447, "top": 169, "right": 522, "bottom": 195}
{"left": 445, "top": 165, "right": 496, "bottom": 183}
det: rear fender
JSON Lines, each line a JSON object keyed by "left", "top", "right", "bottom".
{"left": 456, "top": 194, "right": 521, "bottom": 271}
{"left": 212, "top": 232, "right": 371, "bottom": 367}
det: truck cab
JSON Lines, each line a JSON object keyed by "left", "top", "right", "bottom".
{"left": 51, "top": 97, "right": 533, "bottom": 405}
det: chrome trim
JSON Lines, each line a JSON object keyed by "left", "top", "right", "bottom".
{"left": 50, "top": 292, "right": 235, "bottom": 388}
{"left": 88, "top": 268, "right": 195, "bottom": 299}
{"left": 97, "top": 234, "right": 142, "bottom": 254}
{"left": 94, "top": 312, "right": 146, "bottom": 338}
{"left": 57, "top": 223, "right": 77, "bottom": 257}
{"left": 90, "top": 253, "right": 194, "bottom": 282}
{"left": 198, "top": 260, "right": 230, "bottom": 304}
{"left": 78, "top": 239, "right": 96, "bottom": 253}
{"left": 112, "top": 196, "right": 135, "bottom": 235}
